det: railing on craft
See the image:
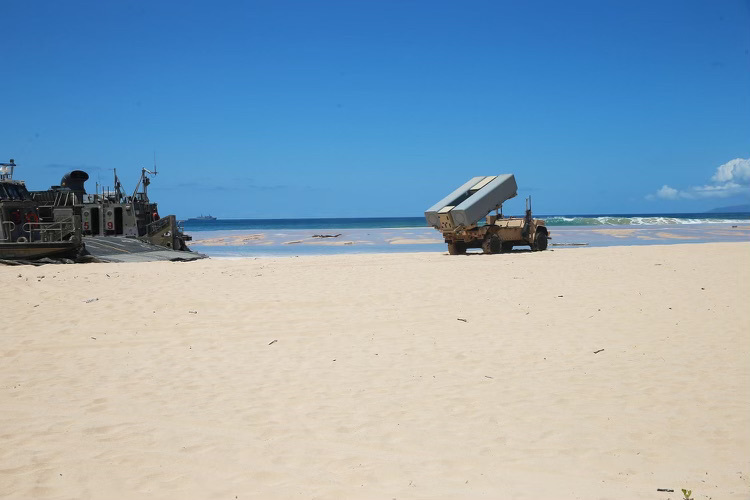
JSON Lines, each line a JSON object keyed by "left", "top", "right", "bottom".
{"left": 19, "top": 217, "right": 79, "bottom": 242}
{"left": 0, "top": 220, "right": 16, "bottom": 241}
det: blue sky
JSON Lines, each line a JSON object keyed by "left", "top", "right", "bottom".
{"left": 2, "top": 0, "right": 749, "bottom": 218}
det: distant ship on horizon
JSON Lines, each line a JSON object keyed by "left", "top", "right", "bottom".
{"left": 190, "top": 214, "right": 217, "bottom": 221}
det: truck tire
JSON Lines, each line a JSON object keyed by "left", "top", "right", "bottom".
{"left": 535, "top": 232, "right": 548, "bottom": 251}
{"left": 447, "top": 241, "right": 467, "bottom": 255}
{"left": 482, "top": 234, "right": 502, "bottom": 254}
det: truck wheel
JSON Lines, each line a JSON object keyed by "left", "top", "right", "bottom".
{"left": 535, "top": 233, "right": 548, "bottom": 251}
{"left": 448, "top": 241, "right": 466, "bottom": 255}
{"left": 482, "top": 235, "right": 502, "bottom": 254}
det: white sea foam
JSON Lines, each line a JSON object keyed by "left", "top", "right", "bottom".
{"left": 544, "top": 216, "right": 749, "bottom": 226}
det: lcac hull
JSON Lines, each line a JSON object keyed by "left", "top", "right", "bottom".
{"left": 0, "top": 241, "right": 81, "bottom": 260}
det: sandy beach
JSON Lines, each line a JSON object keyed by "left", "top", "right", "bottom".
{"left": 1, "top": 242, "right": 749, "bottom": 499}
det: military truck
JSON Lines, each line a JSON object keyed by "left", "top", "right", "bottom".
{"left": 425, "top": 174, "right": 549, "bottom": 255}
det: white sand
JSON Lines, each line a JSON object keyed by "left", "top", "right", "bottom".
{"left": 1, "top": 242, "right": 749, "bottom": 499}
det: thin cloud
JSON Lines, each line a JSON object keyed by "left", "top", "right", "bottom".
{"left": 647, "top": 158, "right": 750, "bottom": 200}
{"left": 652, "top": 185, "right": 679, "bottom": 200}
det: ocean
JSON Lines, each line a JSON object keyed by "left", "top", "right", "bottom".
{"left": 184, "top": 213, "right": 750, "bottom": 232}
{"left": 183, "top": 213, "right": 750, "bottom": 257}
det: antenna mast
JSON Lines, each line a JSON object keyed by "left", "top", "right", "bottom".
{"left": 131, "top": 154, "right": 158, "bottom": 202}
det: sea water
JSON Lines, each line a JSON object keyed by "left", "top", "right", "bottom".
{"left": 184, "top": 213, "right": 750, "bottom": 257}
{"left": 184, "top": 213, "right": 750, "bottom": 232}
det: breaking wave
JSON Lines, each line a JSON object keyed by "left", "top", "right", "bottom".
{"left": 543, "top": 215, "right": 750, "bottom": 226}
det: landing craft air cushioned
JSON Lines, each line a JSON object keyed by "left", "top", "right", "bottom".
{"left": 424, "top": 176, "right": 486, "bottom": 229}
